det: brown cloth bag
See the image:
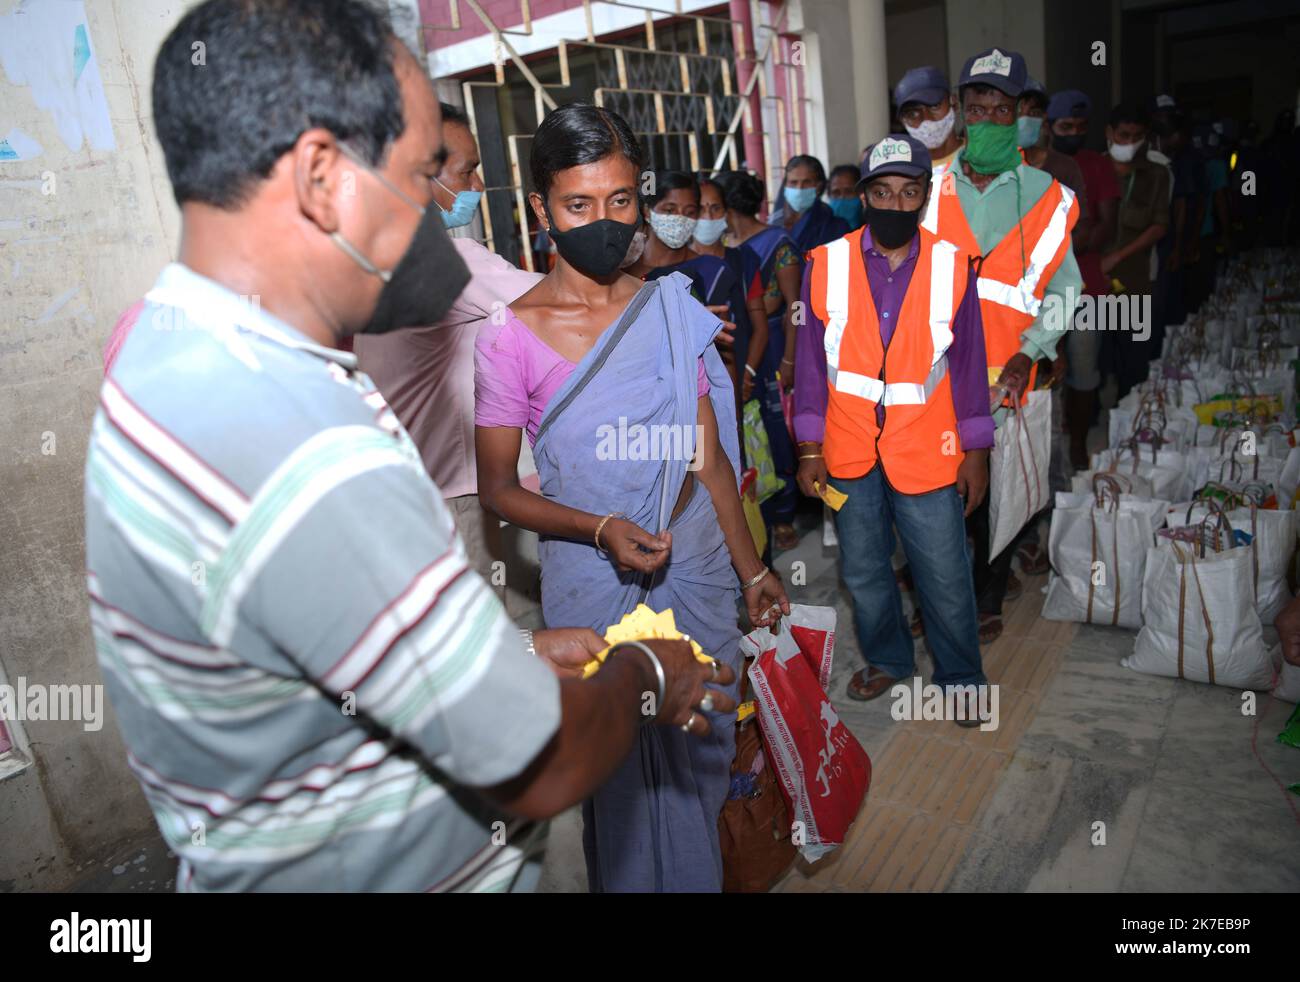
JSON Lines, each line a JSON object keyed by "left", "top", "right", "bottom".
{"left": 718, "top": 659, "right": 797, "bottom": 893}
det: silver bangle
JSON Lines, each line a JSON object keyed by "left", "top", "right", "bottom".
{"left": 519, "top": 629, "right": 537, "bottom": 658}
{"left": 607, "top": 640, "right": 666, "bottom": 726}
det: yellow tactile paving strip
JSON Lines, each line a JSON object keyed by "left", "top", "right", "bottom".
{"left": 775, "top": 570, "right": 1078, "bottom": 893}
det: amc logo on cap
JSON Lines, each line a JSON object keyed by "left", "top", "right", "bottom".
{"left": 970, "top": 48, "right": 1011, "bottom": 77}
{"left": 870, "top": 139, "right": 912, "bottom": 170}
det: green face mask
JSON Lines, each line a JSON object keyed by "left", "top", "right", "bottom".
{"left": 964, "top": 120, "right": 1022, "bottom": 174}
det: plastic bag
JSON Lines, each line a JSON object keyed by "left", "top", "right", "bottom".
{"left": 988, "top": 389, "right": 1051, "bottom": 558}
{"left": 1126, "top": 537, "right": 1275, "bottom": 690}
{"left": 1042, "top": 482, "right": 1168, "bottom": 629}
{"left": 742, "top": 399, "right": 782, "bottom": 503}
{"left": 741, "top": 604, "right": 870, "bottom": 863}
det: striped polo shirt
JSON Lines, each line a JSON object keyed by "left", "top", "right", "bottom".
{"left": 85, "top": 263, "right": 560, "bottom": 892}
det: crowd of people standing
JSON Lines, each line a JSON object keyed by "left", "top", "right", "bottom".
{"left": 88, "top": 0, "right": 1293, "bottom": 894}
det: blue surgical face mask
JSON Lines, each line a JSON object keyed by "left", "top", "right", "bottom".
{"left": 783, "top": 185, "right": 817, "bottom": 214}
{"left": 1017, "top": 115, "right": 1043, "bottom": 149}
{"left": 435, "top": 177, "right": 482, "bottom": 229}
{"left": 828, "top": 196, "right": 863, "bottom": 228}
{"left": 693, "top": 216, "right": 728, "bottom": 246}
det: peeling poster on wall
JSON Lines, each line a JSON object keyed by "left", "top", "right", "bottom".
{"left": 0, "top": 0, "right": 116, "bottom": 154}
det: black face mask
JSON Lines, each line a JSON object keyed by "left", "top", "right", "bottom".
{"left": 330, "top": 147, "right": 470, "bottom": 334}
{"left": 544, "top": 204, "right": 640, "bottom": 278}
{"left": 864, "top": 203, "right": 921, "bottom": 249}
{"left": 1053, "top": 132, "right": 1086, "bottom": 156}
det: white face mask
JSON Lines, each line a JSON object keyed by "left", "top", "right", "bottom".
{"left": 648, "top": 210, "right": 698, "bottom": 250}
{"left": 904, "top": 106, "right": 956, "bottom": 150}
{"left": 1109, "top": 139, "right": 1143, "bottom": 163}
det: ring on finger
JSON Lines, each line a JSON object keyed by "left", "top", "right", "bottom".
{"left": 698, "top": 692, "right": 715, "bottom": 713}
{"left": 708, "top": 658, "right": 720, "bottom": 681}
{"left": 680, "top": 711, "right": 696, "bottom": 733}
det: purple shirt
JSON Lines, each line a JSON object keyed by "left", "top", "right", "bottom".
{"left": 793, "top": 228, "right": 994, "bottom": 453}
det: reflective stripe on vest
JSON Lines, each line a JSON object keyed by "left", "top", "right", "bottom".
{"left": 920, "top": 163, "right": 946, "bottom": 234}
{"left": 922, "top": 164, "right": 1076, "bottom": 318}
{"left": 823, "top": 235, "right": 955, "bottom": 406}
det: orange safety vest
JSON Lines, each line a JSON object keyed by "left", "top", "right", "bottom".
{"left": 808, "top": 225, "right": 970, "bottom": 493}
{"left": 920, "top": 161, "right": 1078, "bottom": 403}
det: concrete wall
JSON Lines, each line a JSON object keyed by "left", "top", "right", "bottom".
{"left": 794, "top": 0, "right": 889, "bottom": 171}
{"left": 0, "top": 0, "right": 186, "bottom": 892}
{"left": 1042, "top": 0, "right": 1115, "bottom": 152}
{"left": 885, "top": 0, "right": 949, "bottom": 108}
{"left": 944, "top": 0, "right": 1046, "bottom": 91}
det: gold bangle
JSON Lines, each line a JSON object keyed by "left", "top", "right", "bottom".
{"left": 594, "top": 512, "right": 622, "bottom": 551}
{"left": 741, "top": 566, "right": 771, "bottom": 590}
{"left": 799, "top": 453, "right": 823, "bottom": 460}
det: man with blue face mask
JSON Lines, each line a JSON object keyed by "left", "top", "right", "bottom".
{"left": 429, "top": 102, "right": 485, "bottom": 229}
{"left": 356, "top": 102, "right": 542, "bottom": 588}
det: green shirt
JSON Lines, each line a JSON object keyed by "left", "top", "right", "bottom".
{"left": 952, "top": 150, "right": 1083, "bottom": 364}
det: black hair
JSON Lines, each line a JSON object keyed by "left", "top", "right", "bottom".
{"left": 440, "top": 101, "right": 471, "bottom": 129}
{"left": 960, "top": 82, "right": 1008, "bottom": 103}
{"left": 436, "top": 102, "right": 471, "bottom": 167}
{"left": 1109, "top": 102, "right": 1148, "bottom": 129}
{"left": 153, "top": 0, "right": 405, "bottom": 209}
{"left": 698, "top": 175, "right": 724, "bottom": 200}
{"left": 829, "top": 164, "right": 860, "bottom": 185}
{"left": 644, "top": 170, "right": 699, "bottom": 209}
{"left": 784, "top": 154, "right": 827, "bottom": 186}
{"left": 529, "top": 102, "right": 646, "bottom": 199}
{"left": 713, "top": 170, "right": 766, "bottom": 216}
{"left": 1019, "top": 90, "right": 1049, "bottom": 113}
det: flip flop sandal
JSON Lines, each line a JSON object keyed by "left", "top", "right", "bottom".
{"left": 846, "top": 667, "right": 898, "bottom": 702}
{"left": 773, "top": 524, "right": 799, "bottom": 552}
{"left": 978, "top": 614, "right": 1003, "bottom": 645}
{"left": 1016, "top": 542, "right": 1050, "bottom": 575}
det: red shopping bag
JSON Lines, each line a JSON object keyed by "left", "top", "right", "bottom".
{"left": 741, "top": 605, "right": 871, "bottom": 863}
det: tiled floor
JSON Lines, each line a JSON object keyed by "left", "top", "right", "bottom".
{"left": 766, "top": 534, "right": 1300, "bottom": 893}
{"left": 774, "top": 558, "right": 1074, "bottom": 893}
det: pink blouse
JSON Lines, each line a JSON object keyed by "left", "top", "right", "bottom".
{"left": 475, "top": 310, "right": 709, "bottom": 447}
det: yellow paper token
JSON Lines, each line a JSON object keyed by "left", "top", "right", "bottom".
{"left": 581, "top": 604, "right": 712, "bottom": 678}
{"left": 814, "top": 480, "right": 847, "bottom": 512}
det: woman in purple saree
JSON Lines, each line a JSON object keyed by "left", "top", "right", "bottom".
{"left": 475, "top": 105, "right": 788, "bottom": 892}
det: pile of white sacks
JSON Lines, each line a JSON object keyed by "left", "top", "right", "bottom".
{"left": 1042, "top": 248, "right": 1300, "bottom": 703}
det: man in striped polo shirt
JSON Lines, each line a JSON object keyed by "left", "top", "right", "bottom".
{"left": 85, "top": 0, "right": 733, "bottom": 892}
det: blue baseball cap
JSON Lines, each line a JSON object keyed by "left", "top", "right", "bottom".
{"left": 1047, "top": 89, "right": 1091, "bottom": 121}
{"left": 957, "top": 47, "right": 1027, "bottom": 97}
{"left": 857, "top": 133, "right": 933, "bottom": 188}
{"left": 894, "top": 66, "right": 950, "bottom": 110}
